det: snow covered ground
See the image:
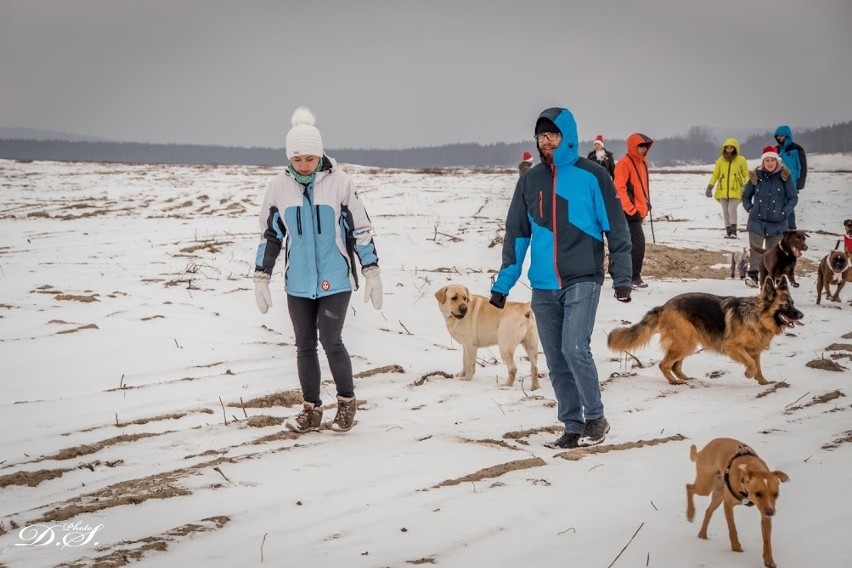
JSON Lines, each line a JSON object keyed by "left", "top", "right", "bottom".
{"left": 0, "top": 154, "right": 850, "bottom": 567}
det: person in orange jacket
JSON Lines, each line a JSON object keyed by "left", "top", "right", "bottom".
{"left": 613, "top": 133, "right": 653, "bottom": 288}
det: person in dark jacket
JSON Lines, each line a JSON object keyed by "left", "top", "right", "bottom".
{"left": 587, "top": 134, "right": 615, "bottom": 178}
{"left": 774, "top": 125, "right": 807, "bottom": 229}
{"left": 490, "top": 107, "right": 632, "bottom": 449}
{"left": 741, "top": 145, "right": 798, "bottom": 287}
{"left": 518, "top": 151, "right": 534, "bottom": 175}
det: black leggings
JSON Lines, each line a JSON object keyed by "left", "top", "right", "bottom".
{"left": 627, "top": 218, "right": 646, "bottom": 281}
{"left": 286, "top": 292, "right": 353, "bottom": 406}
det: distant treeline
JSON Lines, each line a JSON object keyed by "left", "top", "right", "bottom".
{"left": 1, "top": 121, "right": 850, "bottom": 168}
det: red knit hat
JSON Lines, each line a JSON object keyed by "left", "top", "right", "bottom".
{"left": 593, "top": 134, "right": 604, "bottom": 146}
{"left": 522, "top": 151, "right": 533, "bottom": 162}
{"left": 760, "top": 145, "right": 780, "bottom": 161}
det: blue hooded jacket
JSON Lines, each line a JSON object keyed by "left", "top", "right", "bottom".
{"left": 492, "top": 107, "right": 632, "bottom": 294}
{"left": 774, "top": 125, "right": 808, "bottom": 190}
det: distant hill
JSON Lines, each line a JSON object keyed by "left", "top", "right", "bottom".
{"left": 0, "top": 127, "right": 112, "bottom": 143}
{"left": 1, "top": 122, "right": 850, "bottom": 168}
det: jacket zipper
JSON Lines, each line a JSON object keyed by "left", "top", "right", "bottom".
{"left": 550, "top": 167, "right": 562, "bottom": 288}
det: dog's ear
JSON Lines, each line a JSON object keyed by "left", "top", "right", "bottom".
{"left": 773, "top": 470, "right": 789, "bottom": 483}
{"left": 434, "top": 286, "right": 447, "bottom": 304}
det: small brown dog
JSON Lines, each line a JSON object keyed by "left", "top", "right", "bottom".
{"left": 434, "top": 284, "right": 540, "bottom": 389}
{"left": 687, "top": 438, "right": 789, "bottom": 568}
{"left": 816, "top": 249, "right": 852, "bottom": 304}
{"left": 750, "top": 229, "right": 808, "bottom": 287}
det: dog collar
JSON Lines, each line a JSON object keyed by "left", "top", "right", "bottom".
{"left": 723, "top": 444, "right": 757, "bottom": 506}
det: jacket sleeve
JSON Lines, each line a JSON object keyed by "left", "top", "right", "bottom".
{"left": 613, "top": 158, "right": 634, "bottom": 215}
{"left": 782, "top": 176, "right": 798, "bottom": 218}
{"left": 255, "top": 182, "right": 286, "bottom": 274}
{"left": 738, "top": 157, "right": 749, "bottom": 187}
{"left": 741, "top": 179, "right": 755, "bottom": 212}
{"left": 708, "top": 159, "right": 721, "bottom": 187}
{"left": 340, "top": 174, "right": 379, "bottom": 268}
{"left": 492, "top": 180, "right": 531, "bottom": 296}
{"left": 796, "top": 145, "right": 807, "bottom": 189}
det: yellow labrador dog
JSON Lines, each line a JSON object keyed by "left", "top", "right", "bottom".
{"left": 434, "top": 284, "right": 540, "bottom": 389}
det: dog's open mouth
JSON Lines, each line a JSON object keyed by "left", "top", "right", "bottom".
{"left": 791, "top": 247, "right": 803, "bottom": 257}
{"left": 777, "top": 312, "right": 804, "bottom": 328}
{"left": 451, "top": 312, "right": 466, "bottom": 319}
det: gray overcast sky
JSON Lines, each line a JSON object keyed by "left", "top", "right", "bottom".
{"left": 2, "top": 0, "right": 851, "bottom": 149}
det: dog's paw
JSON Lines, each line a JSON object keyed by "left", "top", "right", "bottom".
{"left": 792, "top": 281, "right": 800, "bottom": 288}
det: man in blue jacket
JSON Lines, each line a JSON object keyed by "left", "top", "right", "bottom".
{"left": 774, "top": 125, "right": 807, "bottom": 229}
{"left": 490, "top": 107, "right": 632, "bottom": 449}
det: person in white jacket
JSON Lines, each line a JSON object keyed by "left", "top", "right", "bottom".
{"left": 253, "top": 106, "right": 382, "bottom": 433}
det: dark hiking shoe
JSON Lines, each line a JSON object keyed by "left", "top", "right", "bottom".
{"left": 631, "top": 279, "right": 648, "bottom": 289}
{"left": 330, "top": 395, "right": 357, "bottom": 432}
{"left": 286, "top": 402, "right": 323, "bottom": 433}
{"left": 744, "top": 271, "right": 759, "bottom": 288}
{"left": 544, "top": 432, "right": 581, "bottom": 449}
{"left": 578, "top": 416, "right": 610, "bottom": 447}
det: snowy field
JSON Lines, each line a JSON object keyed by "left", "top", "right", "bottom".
{"left": 0, "top": 155, "right": 850, "bottom": 567}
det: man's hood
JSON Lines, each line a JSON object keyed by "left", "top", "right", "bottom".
{"left": 774, "top": 125, "right": 794, "bottom": 145}
{"left": 536, "top": 107, "right": 579, "bottom": 167}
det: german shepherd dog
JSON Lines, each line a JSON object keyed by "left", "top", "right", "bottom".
{"left": 607, "top": 277, "right": 803, "bottom": 385}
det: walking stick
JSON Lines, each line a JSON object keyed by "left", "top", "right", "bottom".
{"left": 648, "top": 210, "right": 656, "bottom": 244}
{"left": 647, "top": 191, "right": 656, "bottom": 244}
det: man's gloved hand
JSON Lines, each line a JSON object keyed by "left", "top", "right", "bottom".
{"left": 254, "top": 272, "right": 272, "bottom": 314}
{"left": 489, "top": 292, "right": 507, "bottom": 309}
{"left": 705, "top": 185, "right": 713, "bottom": 198}
{"left": 362, "top": 265, "right": 383, "bottom": 310}
{"left": 614, "top": 286, "right": 632, "bottom": 303}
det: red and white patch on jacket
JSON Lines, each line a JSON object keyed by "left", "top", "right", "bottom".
{"left": 321, "top": 280, "right": 330, "bottom": 291}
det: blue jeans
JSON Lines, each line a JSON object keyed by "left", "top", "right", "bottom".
{"left": 531, "top": 282, "right": 604, "bottom": 434}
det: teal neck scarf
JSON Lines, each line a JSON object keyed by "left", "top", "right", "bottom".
{"left": 288, "top": 158, "right": 323, "bottom": 185}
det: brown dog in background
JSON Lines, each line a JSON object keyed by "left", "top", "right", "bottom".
{"left": 687, "top": 438, "right": 789, "bottom": 568}
{"left": 434, "top": 284, "right": 540, "bottom": 389}
{"left": 816, "top": 249, "right": 852, "bottom": 304}
{"left": 750, "top": 229, "right": 808, "bottom": 287}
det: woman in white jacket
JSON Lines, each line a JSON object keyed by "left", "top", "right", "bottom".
{"left": 253, "top": 107, "right": 382, "bottom": 433}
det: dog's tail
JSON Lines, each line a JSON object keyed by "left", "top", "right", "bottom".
{"left": 689, "top": 444, "right": 698, "bottom": 462}
{"left": 607, "top": 306, "right": 662, "bottom": 353}
{"left": 750, "top": 243, "right": 767, "bottom": 255}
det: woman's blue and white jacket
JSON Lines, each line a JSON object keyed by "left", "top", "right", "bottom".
{"left": 255, "top": 157, "right": 379, "bottom": 299}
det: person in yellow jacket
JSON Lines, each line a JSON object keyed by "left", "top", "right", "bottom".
{"left": 706, "top": 138, "right": 749, "bottom": 239}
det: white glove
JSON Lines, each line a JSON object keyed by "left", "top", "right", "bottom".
{"left": 361, "top": 265, "right": 382, "bottom": 310}
{"left": 254, "top": 272, "right": 272, "bottom": 314}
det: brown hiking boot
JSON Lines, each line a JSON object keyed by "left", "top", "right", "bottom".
{"left": 330, "top": 395, "right": 357, "bottom": 432}
{"left": 286, "top": 402, "right": 323, "bottom": 433}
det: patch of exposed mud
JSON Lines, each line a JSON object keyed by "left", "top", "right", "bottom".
{"left": 555, "top": 434, "right": 687, "bottom": 461}
{"left": 822, "top": 431, "right": 852, "bottom": 450}
{"left": 431, "top": 457, "right": 546, "bottom": 489}
{"left": 238, "top": 390, "right": 303, "bottom": 408}
{"left": 56, "top": 516, "right": 230, "bottom": 568}
{"left": 784, "top": 390, "right": 846, "bottom": 413}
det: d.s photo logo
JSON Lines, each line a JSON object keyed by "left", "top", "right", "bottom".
{"left": 15, "top": 521, "right": 105, "bottom": 549}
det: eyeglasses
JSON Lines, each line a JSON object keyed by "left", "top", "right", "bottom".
{"left": 535, "top": 132, "right": 561, "bottom": 142}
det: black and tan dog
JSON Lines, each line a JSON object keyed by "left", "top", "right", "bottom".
{"left": 816, "top": 249, "right": 852, "bottom": 304}
{"left": 607, "top": 277, "right": 803, "bottom": 385}
{"left": 687, "top": 438, "right": 789, "bottom": 568}
{"left": 750, "top": 229, "right": 808, "bottom": 288}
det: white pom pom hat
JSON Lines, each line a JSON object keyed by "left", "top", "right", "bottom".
{"left": 286, "top": 106, "right": 324, "bottom": 159}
